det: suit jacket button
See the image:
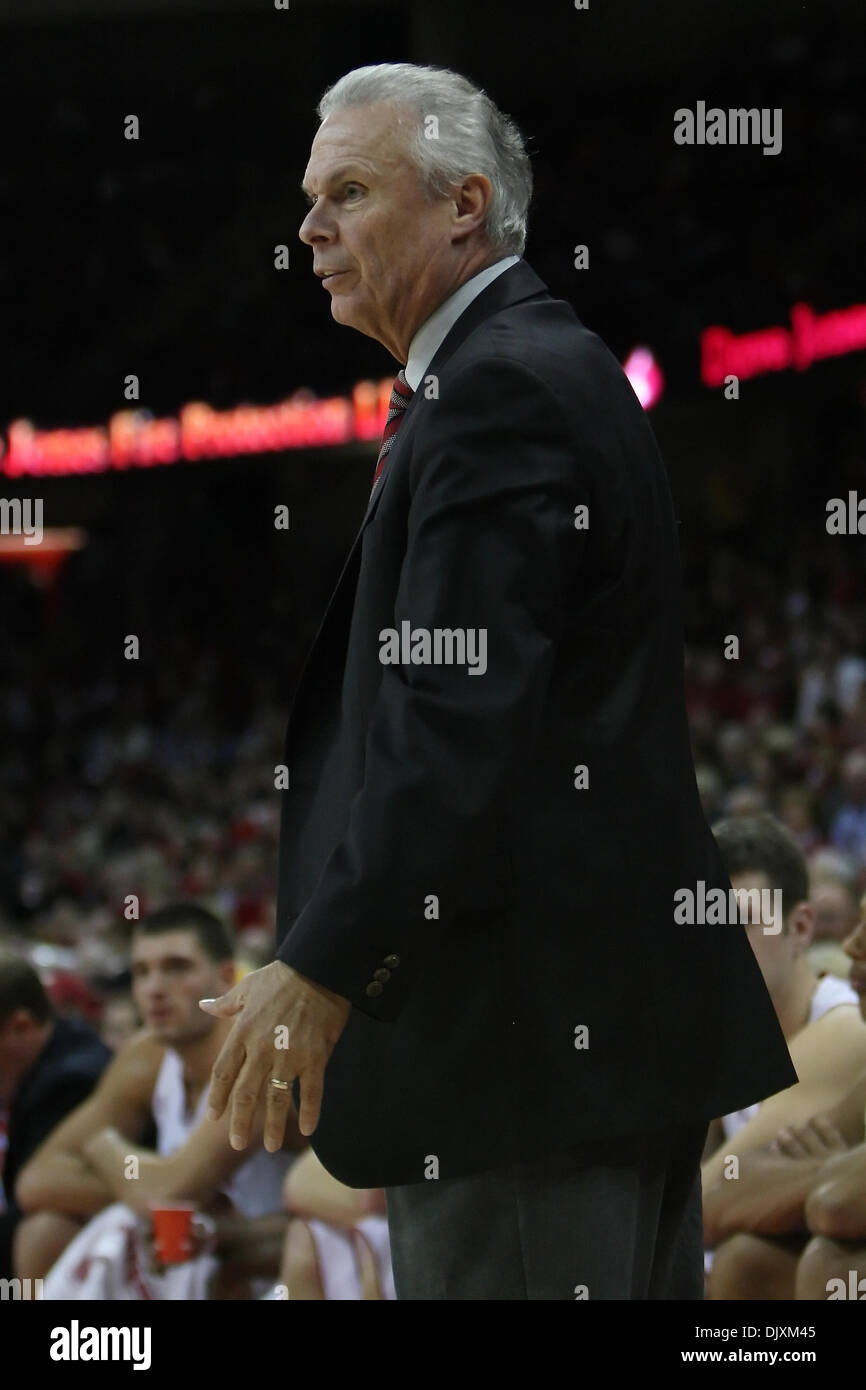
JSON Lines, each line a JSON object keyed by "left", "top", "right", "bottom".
{"left": 365, "top": 981, "right": 384, "bottom": 998}
{"left": 373, "top": 967, "right": 391, "bottom": 982}
{"left": 383, "top": 954, "right": 400, "bottom": 969}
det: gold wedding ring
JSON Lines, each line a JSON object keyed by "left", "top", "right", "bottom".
{"left": 269, "top": 1077, "right": 290, "bottom": 1090}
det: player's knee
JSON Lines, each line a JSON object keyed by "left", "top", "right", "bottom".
{"left": 283, "top": 1218, "right": 321, "bottom": 1284}
{"left": 805, "top": 1184, "right": 864, "bottom": 1241}
{"left": 709, "top": 1232, "right": 789, "bottom": 1300}
{"left": 13, "top": 1210, "right": 82, "bottom": 1279}
{"left": 796, "top": 1234, "right": 858, "bottom": 1300}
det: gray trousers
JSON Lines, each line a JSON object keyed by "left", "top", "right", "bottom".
{"left": 384, "top": 1121, "right": 707, "bottom": 1299}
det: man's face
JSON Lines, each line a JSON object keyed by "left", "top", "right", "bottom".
{"left": 843, "top": 895, "right": 866, "bottom": 1022}
{"left": 811, "top": 880, "right": 860, "bottom": 943}
{"left": 730, "top": 870, "right": 799, "bottom": 1008}
{"left": 130, "top": 930, "right": 232, "bottom": 1046}
{"left": 0, "top": 1011, "right": 45, "bottom": 1097}
{"left": 298, "top": 102, "right": 460, "bottom": 359}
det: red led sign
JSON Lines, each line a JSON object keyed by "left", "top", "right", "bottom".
{"left": 701, "top": 301, "right": 866, "bottom": 387}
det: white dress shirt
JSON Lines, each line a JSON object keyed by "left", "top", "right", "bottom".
{"left": 402, "top": 254, "right": 521, "bottom": 392}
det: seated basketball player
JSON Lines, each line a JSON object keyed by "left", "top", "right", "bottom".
{"left": 14, "top": 904, "right": 304, "bottom": 1293}
{"left": 264, "top": 1145, "right": 395, "bottom": 1300}
{"left": 709, "top": 897, "right": 866, "bottom": 1300}
{"left": 701, "top": 820, "right": 866, "bottom": 1298}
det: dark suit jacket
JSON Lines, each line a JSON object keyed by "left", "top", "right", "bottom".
{"left": 1, "top": 1017, "right": 110, "bottom": 1277}
{"left": 274, "top": 258, "right": 798, "bottom": 1188}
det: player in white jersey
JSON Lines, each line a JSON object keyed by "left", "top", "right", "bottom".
{"left": 15, "top": 905, "right": 304, "bottom": 1295}
{"left": 721, "top": 972, "right": 859, "bottom": 1141}
{"left": 699, "top": 816, "right": 866, "bottom": 1297}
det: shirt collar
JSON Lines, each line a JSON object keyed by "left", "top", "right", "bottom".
{"left": 403, "top": 254, "right": 521, "bottom": 392}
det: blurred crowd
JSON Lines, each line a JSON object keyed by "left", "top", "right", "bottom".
{"left": 1, "top": 10, "right": 864, "bottom": 1304}
{"left": 685, "top": 543, "right": 866, "bottom": 980}
{"left": 1, "top": 518, "right": 864, "bottom": 1299}
{"left": 4, "top": 17, "right": 863, "bottom": 426}
{"left": 3, "top": 521, "right": 865, "bottom": 1030}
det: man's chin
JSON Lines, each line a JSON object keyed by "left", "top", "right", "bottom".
{"left": 329, "top": 293, "right": 366, "bottom": 328}
{"left": 331, "top": 304, "right": 385, "bottom": 348}
{"left": 148, "top": 1021, "right": 207, "bottom": 1045}
{"left": 147, "top": 1022, "right": 177, "bottom": 1042}
{"left": 330, "top": 297, "right": 354, "bottom": 323}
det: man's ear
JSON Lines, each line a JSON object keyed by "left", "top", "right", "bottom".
{"left": 790, "top": 901, "right": 815, "bottom": 954}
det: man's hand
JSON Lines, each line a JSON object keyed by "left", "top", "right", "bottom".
{"left": 199, "top": 961, "right": 351, "bottom": 1151}
{"left": 770, "top": 1114, "right": 849, "bottom": 1159}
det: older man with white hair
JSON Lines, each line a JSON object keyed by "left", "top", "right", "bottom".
{"left": 201, "top": 61, "right": 795, "bottom": 1300}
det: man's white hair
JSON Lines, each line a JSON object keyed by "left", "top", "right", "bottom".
{"left": 316, "top": 62, "right": 532, "bottom": 256}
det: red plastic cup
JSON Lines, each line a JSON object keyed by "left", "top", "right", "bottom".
{"left": 150, "top": 1203, "right": 196, "bottom": 1264}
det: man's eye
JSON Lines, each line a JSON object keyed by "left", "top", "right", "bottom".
{"left": 304, "top": 185, "right": 362, "bottom": 208}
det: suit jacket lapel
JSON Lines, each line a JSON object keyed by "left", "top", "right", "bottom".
{"left": 357, "top": 258, "right": 549, "bottom": 533}
{"left": 284, "top": 260, "right": 551, "bottom": 729}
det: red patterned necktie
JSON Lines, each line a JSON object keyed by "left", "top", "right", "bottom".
{"left": 371, "top": 368, "right": 413, "bottom": 496}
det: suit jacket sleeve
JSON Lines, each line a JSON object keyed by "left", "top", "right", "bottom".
{"left": 276, "top": 356, "right": 586, "bottom": 1021}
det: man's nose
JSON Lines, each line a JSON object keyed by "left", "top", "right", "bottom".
{"left": 298, "top": 207, "right": 334, "bottom": 246}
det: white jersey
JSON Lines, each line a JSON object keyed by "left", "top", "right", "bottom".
{"left": 721, "top": 973, "right": 859, "bottom": 1140}
{"left": 152, "top": 1046, "right": 292, "bottom": 1218}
